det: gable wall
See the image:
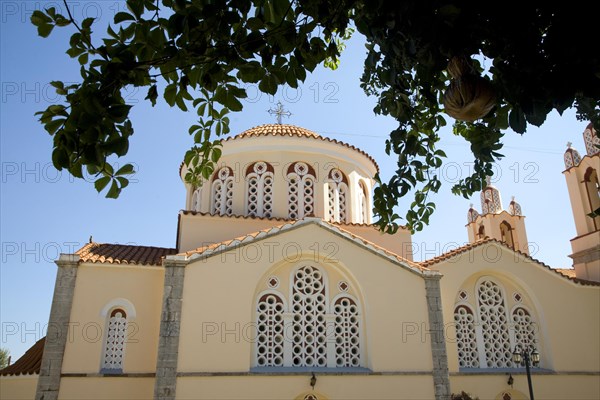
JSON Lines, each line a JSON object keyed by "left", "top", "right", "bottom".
{"left": 177, "top": 224, "right": 432, "bottom": 374}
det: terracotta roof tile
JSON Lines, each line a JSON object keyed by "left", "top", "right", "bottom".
{"left": 0, "top": 337, "right": 45, "bottom": 376}
{"left": 180, "top": 210, "right": 408, "bottom": 230}
{"left": 233, "top": 124, "right": 322, "bottom": 139}
{"left": 556, "top": 268, "right": 577, "bottom": 278}
{"left": 76, "top": 243, "right": 177, "bottom": 266}
{"left": 419, "top": 239, "right": 600, "bottom": 286}
{"left": 180, "top": 210, "right": 294, "bottom": 222}
{"left": 223, "top": 124, "right": 379, "bottom": 171}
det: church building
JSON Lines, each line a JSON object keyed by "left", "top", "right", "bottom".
{"left": 1, "top": 122, "right": 599, "bottom": 400}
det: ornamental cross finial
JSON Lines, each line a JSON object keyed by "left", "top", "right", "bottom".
{"left": 268, "top": 101, "right": 291, "bottom": 124}
{"left": 566, "top": 141, "right": 572, "bottom": 148}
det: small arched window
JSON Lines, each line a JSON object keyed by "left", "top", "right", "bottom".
{"left": 255, "top": 293, "right": 285, "bottom": 367}
{"left": 101, "top": 308, "right": 127, "bottom": 372}
{"left": 211, "top": 167, "right": 234, "bottom": 216}
{"left": 512, "top": 306, "right": 537, "bottom": 350}
{"left": 357, "top": 180, "right": 369, "bottom": 224}
{"left": 191, "top": 187, "right": 202, "bottom": 212}
{"left": 287, "top": 162, "right": 315, "bottom": 219}
{"left": 478, "top": 225, "right": 486, "bottom": 239}
{"left": 327, "top": 169, "right": 349, "bottom": 223}
{"left": 454, "top": 305, "right": 479, "bottom": 368}
{"left": 500, "top": 221, "right": 515, "bottom": 249}
{"left": 246, "top": 161, "right": 274, "bottom": 217}
{"left": 584, "top": 168, "right": 600, "bottom": 230}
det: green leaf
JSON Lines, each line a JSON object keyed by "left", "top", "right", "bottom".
{"left": 94, "top": 176, "right": 111, "bottom": 192}
{"left": 45, "top": 118, "right": 65, "bottom": 135}
{"left": 164, "top": 84, "right": 177, "bottom": 106}
{"left": 116, "top": 163, "right": 134, "bottom": 176}
{"left": 37, "top": 23, "right": 54, "bottom": 38}
{"left": 509, "top": 108, "right": 526, "bottom": 134}
{"left": 78, "top": 53, "right": 89, "bottom": 65}
{"left": 106, "top": 180, "right": 120, "bottom": 198}
{"left": 114, "top": 12, "right": 136, "bottom": 23}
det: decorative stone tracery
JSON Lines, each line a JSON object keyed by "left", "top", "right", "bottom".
{"left": 254, "top": 263, "right": 362, "bottom": 369}
{"left": 246, "top": 161, "right": 274, "bottom": 218}
{"left": 454, "top": 277, "right": 540, "bottom": 370}
{"left": 454, "top": 305, "right": 479, "bottom": 368}
{"left": 211, "top": 167, "right": 234, "bottom": 216}
{"left": 327, "top": 169, "right": 349, "bottom": 223}
{"left": 102, "top": 308, "right": 127, "bottom": 372}
{"left": 287, "top": 162, "right": 315, "bottom": 219}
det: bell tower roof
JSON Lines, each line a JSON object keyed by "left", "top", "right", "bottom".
{"left": 564, "top": 141, "right": 582, "bottom": 169}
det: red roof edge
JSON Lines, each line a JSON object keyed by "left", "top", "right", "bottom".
{"left": 0, "top": 337, "right": 45, "bottom": 376}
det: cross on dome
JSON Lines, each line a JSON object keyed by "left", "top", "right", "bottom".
{"left": 268, "top": 101, "right": 292, "bottom": 124}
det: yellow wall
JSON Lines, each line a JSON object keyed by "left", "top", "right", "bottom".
{"left": 176, "top": 375, "right": 435, "bottom": 400}
{"left": 62, "top": 263, "right": 164, "bottom": 374}
{"left": 450, "top": 373, "right": 600, "bottom": 400}
{"left": 58, "top": 377, "right": 154, "bottom": 399}
{"left": 177, "top": 223, "right": 433, "bottom": 374}
{"left": 0, "top": 376, "right": 37, "bottom": 400}
{"left": 564, "top": 155, "right": 600, "bottom": 236}
{"left": 178, "top": 213, "right": 414, "bottom": 261}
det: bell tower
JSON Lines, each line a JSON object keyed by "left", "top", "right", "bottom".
{"left": 466, "top": 178, "right": 529, "bottom": 254}
{"left": 563, "top": 123, "right": 600, "bottom": 282}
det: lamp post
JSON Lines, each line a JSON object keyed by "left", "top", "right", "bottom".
{"left": 512, "top": 346, "right": 540, "bottom": 400}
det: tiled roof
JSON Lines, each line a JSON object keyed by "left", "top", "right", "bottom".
{"left": 76, "top": 242, "right": 177, "bottom": 266}
{"left": 0, "top": 337, "right": 44, "bottom": 376}
{"left": 419, "top": 238, "right": 497, "bottom": 268}
{"left": 556, "top": 268, "right": 577, "bottom": 278}
{"left": 233, "top": 124, "right": 321, "bottom": 139}
{"left": 175, "top": 218, "right": 429, "bottom": 275}
{"left": 180, "top": 210, "right": 407, "bottom": 229}
{"left": 223, "top": 124, "right": 379, "bottom": 171}
{"left": 419, "top": 239, "right": 600, "bottom": 286}
{"left": 180, "top": 210, "right": 294, "bottom": 222}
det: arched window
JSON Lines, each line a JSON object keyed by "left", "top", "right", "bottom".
{"left": 584, "top": 168, "right": 600, "bottom": 230}
{"left": 191, "top": 187, "right": 202, "bottom": 212}
{"left": 333, "top": 296, "right": 361, "bottom": 367}
{"left": 246, "top": 161, "right": 274, "bottom": 218}
{"left": 357, "top": 180, "right": 369, "bottom": 224}
{"left": 327, "top": 169, "right": 348, "bottom": 223}
{"left": 211, "top": 167, "right": 234, "bottom": 216}
{"left": 454, "top": 305, "right": 479, "bottom": 368}
{"left": 254, "top": 264, "right": 363, "bottom": 369}
{"left": 454, "top": 280, "right": 540, "bottom": 370}
{"left": 292, "top": 264, "right": 328, "bottom": 367}
{"left": 477, "top": 279, "right": 512, "bottom": 368}
{"left": 478, "top": 225, "right": 486, "bottom": 239}
{"left": 101, "top": 308, "right": 127, "bottom": 372}
{"left": 255, "top": 293, "right": 285, "bottom": 367}
{"left": 500, "top": 221, "right": 515, "bottom": 249}
{"left": 512, "top": 306, "right": 536, "bottom": 350}
{"left": 287, "top": 162, "right": 315, "bottom": 219}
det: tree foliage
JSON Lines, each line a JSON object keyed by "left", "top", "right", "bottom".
{"left": 0, "top": 347, "right": 10, "bottom": 369}
{"left": 31, "top": 0, "right": 599, "bottom": 232}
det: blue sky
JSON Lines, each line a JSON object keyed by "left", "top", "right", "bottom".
{"left": 0, "top": 1, "right": 591, "bottom": 359}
